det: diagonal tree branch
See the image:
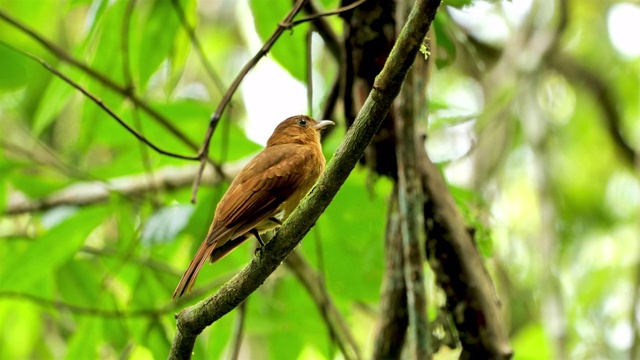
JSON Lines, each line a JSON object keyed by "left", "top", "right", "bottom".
{"left": 169, "top": 0, "right": 441, "bottom": 358}
{"left": 0, "top": 41, "right": 199, "bottom": 161}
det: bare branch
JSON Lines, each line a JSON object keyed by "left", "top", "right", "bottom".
{"left": 5, "top": 160, "right": 246, "bottom": 215}
{"left": 291, "top": 0, "right": 369, "bottom": 27}
{"left": 549, "top": 54, "right": 636, "bottom": 166}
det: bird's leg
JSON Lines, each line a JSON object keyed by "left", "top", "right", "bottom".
{"left": 251, "top": 228, "right": 265, "bottom": 247}
{"left": 269, "top": 217, "right": 283, "bottom": 226}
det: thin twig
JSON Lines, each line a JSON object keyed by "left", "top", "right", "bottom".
{"left": 549, "top": 54, "right": 635, "bottom": 166}
{"left": 306, "top": 28, "right": 314, "bottom": 115}
{"left": 0, "top": 291, "right": 174, "bottom": 318}
{"left": 302, "top": 0, "right": 341, "bottom": 61}
{"left": 290, "top": 0, "right": 369, "bottom": 27}
{"left": 0, "top": 41, "right": 198, "bottom": 161}
{"left": 0, "top": 272, "right": 231, "bottom": 319}
{"left": 189, "top": 0, "right": 311, "bottom": 203}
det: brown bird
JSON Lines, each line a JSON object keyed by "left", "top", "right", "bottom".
{"left": 173, "top": 115, "right": 334, "bottom": 299}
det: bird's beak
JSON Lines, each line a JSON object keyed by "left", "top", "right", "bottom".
{"left": 314, "top": 120, "right": 335, "bottom": 130}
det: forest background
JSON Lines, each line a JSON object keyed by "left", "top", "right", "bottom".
{"left": 0, "top": 0, "right": 639, "bottom": 359}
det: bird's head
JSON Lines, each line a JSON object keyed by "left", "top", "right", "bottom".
{"left": 266, "top": 115, "right": 334, "bottom": 147}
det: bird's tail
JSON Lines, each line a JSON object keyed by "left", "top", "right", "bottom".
{"left": 172, "top": 240, "right": 216, "bottom": 299}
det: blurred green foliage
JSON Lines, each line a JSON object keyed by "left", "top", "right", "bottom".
{"left": 0, "top": 0, "right": 639, "bottom": 359}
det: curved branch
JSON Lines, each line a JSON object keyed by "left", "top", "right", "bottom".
{"left": 291, "top": 0, "right": 369, "bottom": 27}
{"left": 0, "top": 41, "right": 199, "bottom": 161}
{"left": 169, "top": 0, "right": 442, "bottom": 358}
{"left": 549, "top": 54, "right": 636, "bottom": 166}
{"left": 0, "top": 271, "right": 231, "bottom": 318}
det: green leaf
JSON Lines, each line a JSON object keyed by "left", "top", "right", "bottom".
{"left": 56, "top": 260, "right": 102, "bottom": 307}
{"left": 0, "top": 45, "right": 29, "bottom": 91}
{"left": 433, "top": 15, "right": 457, "bottom": 68}
{"left": 10, "top": 173, "right": 68, "bottom": 199}
{"left": 145, "top": 320, "right": 173, "bottom": 359}
{"left": 129, "top": 345, "right": 154, "bottom": 360}
{"left": 0, "top": 151, "right": 7, "bottom": 213}
{"left": 0, "top": 301, "right": 44, "bottom": 359}
{"left": 142, "top": 204, "right": 195, "bottom": 245}
{"left": 0, "top": 206, "right": 109, "bottom": 292}
{"left": 83, "top": 0, "right": 129, "bottom": 89}
{"left": 66, "top": 318, "right": 102, "bottom": 359}
{"left": 136, "top": 0, "right": 182, "bottom": 88}
{"left": 305, "top": 170, "right": 390, "bottom": 303}
{"left": 31, "top": 74, "right": 75, "bottom": 136}
{"left": 445, "top": 0, "right": 474, "bottom": 8}
{"left": 511, "top": 323, "right": 550, "bottom": 360}
{"left": 249, "top": 0, "right": 308, "bottom": 81}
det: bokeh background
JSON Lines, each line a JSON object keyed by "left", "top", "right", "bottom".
{"left": 0, "top": 0, "right": 639, "bottom": 359}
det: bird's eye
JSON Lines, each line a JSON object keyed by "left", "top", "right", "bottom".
{"left": 298, "top": 118, "right": 307, "bottom": 127}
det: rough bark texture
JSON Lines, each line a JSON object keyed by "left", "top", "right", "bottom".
{"left": 420, "top": 148, "right": 513, "bottom": 359}
{"left": 372, "top": 190, "right": 408, "bottom": 359}
{"left": 341, "top": 0, "right": 398, "bottom": 179}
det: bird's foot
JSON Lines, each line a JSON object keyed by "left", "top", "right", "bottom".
{"left": 254, "top": 246, "right": 263, "bottom": 256}
{"left": 251, "top": 228, "right": 265, "bottom": 247}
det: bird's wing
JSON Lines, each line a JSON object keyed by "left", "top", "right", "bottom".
{"left": 214, "top": 145, "right": 308, "bottom": 238}
{"left": 173, "top": 146, "right": 307, "bottom": 299}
